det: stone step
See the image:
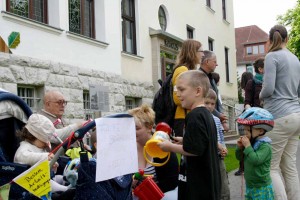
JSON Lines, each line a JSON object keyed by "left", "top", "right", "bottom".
{"left": 224, "top": 134, "right": 239, "bottom": 141}
{"left": 224, "top": 130, "right": 239, "bottom": 141}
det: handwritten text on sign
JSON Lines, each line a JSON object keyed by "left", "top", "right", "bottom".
{"left": 13, "top": 159, "right": 51, "bottom": 198}
{"left": 96, "top": 117, "right": 138, "bottom": 182}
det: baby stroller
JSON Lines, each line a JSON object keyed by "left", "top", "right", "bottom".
{"left": 0, "top": 90, "right": 133, "bottom": 200}
{"left": 51, "top": 114, "right": 133, "bottom": 200}
{"left": 0, "top": 90, "right": 34, "bottom": 199}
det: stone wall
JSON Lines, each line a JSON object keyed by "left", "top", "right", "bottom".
{"left": 0, "top": 52, "right": 239, "bottom": 129}
{"left": 222, "top": 96, "right": 239, "bottom": 133}
{"left": 0, "top": 52, "right": 154, "bottom": 123}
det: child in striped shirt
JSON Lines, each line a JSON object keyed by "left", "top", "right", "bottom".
{"left": 205, "top": 88, "right": 230, "bottom": 200}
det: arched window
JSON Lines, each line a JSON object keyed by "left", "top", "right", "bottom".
{"left": 158, "top": 6, "right": 167, "bottom": 31}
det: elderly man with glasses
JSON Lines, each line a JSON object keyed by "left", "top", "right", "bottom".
{"left": 39, "top": 90, "right": 86, "bottom": 147}
{"left": 200, "top": 50, "right": 229, "bottom": 131}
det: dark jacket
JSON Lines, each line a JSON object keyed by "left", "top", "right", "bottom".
{"left": 199, "top": 68, "right": 223, "bottom": 115}
{"left": 154, "top": 152, "right": 179, "bottom": 193}
{"left": 244, "top": 79, "right": 262, "bottom": 107}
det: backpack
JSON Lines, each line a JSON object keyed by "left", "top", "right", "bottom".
{"left": 152, "top": 73, "right": 177, "bottom": 127}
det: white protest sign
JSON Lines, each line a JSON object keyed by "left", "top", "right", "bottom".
{"left": 95, "top": 117, "right": 138, "bottom": 182}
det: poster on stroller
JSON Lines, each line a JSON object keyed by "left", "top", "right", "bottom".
{"left": 95, "top": 117, "right": 138, "bottom": 182}
{"left": 13, "top": 159, "right": 51, "bottom": 198}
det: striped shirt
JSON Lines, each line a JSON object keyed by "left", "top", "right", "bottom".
{"left": 212, "top": 114, "right": 225, "bottom": 146}
{"left": 144, "top": 163, "right": 156, "bottom": 177}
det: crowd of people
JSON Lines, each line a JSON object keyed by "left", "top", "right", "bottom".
{"left": 3, "top": 24, "right": 300, "bottom": 200}
{"left": 235, "top": 24, "right": 300, "bottom": 200}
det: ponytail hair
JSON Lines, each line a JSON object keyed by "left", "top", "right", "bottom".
{"left": 268, "top": 25, "right": 288, "bottom": 52}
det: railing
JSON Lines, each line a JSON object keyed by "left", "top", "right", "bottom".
{"left": 222, "top": 102, "right": 244, "bottom": 134}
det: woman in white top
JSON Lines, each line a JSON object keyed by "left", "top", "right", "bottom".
{"left": 260, "top": 24, "right": 300, "bottom": 200}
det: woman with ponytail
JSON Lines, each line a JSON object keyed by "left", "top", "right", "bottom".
{"left": 260, "top": 24, "right": 300, "bottom": 200}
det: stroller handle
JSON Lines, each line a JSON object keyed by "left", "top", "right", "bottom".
{"left": 50, "top": 113, "right": 132, "bottom": 167}
{"left": 72, "top": 113, "right": 133, "bottom": 143}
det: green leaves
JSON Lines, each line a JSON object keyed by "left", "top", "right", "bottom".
{"left": 278, "top": 2, "right": 300, "bottom": 58}
{"left": 8, "top": 32, "right": 20, "bottom": 49}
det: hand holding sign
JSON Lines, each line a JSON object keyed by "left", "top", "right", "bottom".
{"left": 13, "top": 159, "right": 51, "bottom": 199}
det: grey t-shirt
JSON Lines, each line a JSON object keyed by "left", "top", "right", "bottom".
{"left": 260, "top": 48, "right": 300, "bottom": 119}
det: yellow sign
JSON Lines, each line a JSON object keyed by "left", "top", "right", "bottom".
{"left": 13, "top": 159, "right": 51, "bottom": 198}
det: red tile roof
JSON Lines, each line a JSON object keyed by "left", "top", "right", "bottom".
{"left": 235, "top": 25, "right": 269, "bottom": 65}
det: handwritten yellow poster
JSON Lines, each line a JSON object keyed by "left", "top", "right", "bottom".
{"left": 0, "top": 183, "right": 10, "bottom": 200}
{"left": 13, "top": 159, "right": 51, "bottom": 198}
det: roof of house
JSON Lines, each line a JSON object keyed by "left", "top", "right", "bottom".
{"left": 235, "top": 25, "right": 269, "bottom": 65}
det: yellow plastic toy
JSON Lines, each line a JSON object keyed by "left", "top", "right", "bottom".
{"left": 143, "top": 130, "right": 170, "bottom": 167}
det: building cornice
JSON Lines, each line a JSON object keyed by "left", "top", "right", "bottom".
{"left": 149, "top": 28, "right": 184, "bottom": 43}
{"left": 1, "top": 11, "right": 63, "bottom": 35}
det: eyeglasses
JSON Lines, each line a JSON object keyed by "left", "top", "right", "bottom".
{"left": 49, "top": 100, "right": 68, "bottom": 106}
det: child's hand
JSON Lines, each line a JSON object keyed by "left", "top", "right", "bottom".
{"left": 157, "top": 139, "right": 173, "bottom": 152}
{"left": 132, "top": 179, "right": 138, "bottom": 189}
{"left": 241, "top": 136, "right": 251, "bottom": 148}
{"left": 48, "top": 153, "right": 54, "bottom": 161}
{"left": 84, "top": 144, "right": 92, "bottom": 151}
{"left": 172, "top": 136, "right": 183, "bottom": 144}
{"left": 76, "top": 120, "right": 90, "bottom": 128}
{"left": 52, "top": 162, "right": 59, "bottom": 174}
{"left": 237, "top": 137, "right": 243, "bottom": 149}
{"left": 221, "top": 148, "right": 228, "bottom": 157}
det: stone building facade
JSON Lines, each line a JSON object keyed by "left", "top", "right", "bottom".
{"left": 0, "top": 52, "right": 153, "bottom": 122}
{"left": 0, "top": 0, "right": 239, "bottom": 129}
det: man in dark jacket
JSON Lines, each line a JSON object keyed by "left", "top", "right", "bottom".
{"left": 200, "top": 50, "right": 228, "bottom": 130}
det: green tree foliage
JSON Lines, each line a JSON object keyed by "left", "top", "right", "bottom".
{"left": 277, "top": 0, "right": 300, "bottom": 58}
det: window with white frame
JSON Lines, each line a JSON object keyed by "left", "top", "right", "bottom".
{"left": 259, "top": 45, "right": 265, "bottom": 54}
{"left": 253, "top": 46, "right": 259, "bottom": 54}
{"left": 83, "top": 91, "right": 94, "bottom": 120}
{"left": 121, "top": 0, "right": 136, "bottom": 54}
{"left": 208, "top": 38, "right": 214, "bottom": 51}
{"left": 224, "top": 47, "right": 230, "bottom": 82}
{"left": 187, "top": 25, "right": 194, "bottom": 39}
{"left": 6, "top": 0, "right": 48, "bottom": 23}
{"left": 246, "top": 46, "right": 252, "bottom": 55}
{"left": 69, "top": 0, "right": 95, "bottom": 38}
{"left": 206, "top": 0, "right": 211, "bottom": 8}
{"left": 246, "top": 44, "right": 265, "bottom": 55}
{"left": 17, "top": 86, "right": 41, "bottom": 111}
{"left": 125, "top": 97, "right": 140, "bottom": 110}
{"left": 222, "top": 0, "right": 227, "bottom": 20}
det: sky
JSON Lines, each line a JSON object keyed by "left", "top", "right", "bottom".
{"left": 233, "top": 0, "right": 298, "bottom": 33}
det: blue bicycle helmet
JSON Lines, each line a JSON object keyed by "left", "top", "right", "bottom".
{"left": 237, "top": 107, "right": 274, "bottom": 132}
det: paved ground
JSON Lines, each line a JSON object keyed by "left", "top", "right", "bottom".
{"left": 226, "top": 140, "right": 300, "bottom": 200}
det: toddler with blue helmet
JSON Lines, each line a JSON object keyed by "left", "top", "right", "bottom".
{"left": 236, "top": 107, "right": 275, "bottom": 200}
